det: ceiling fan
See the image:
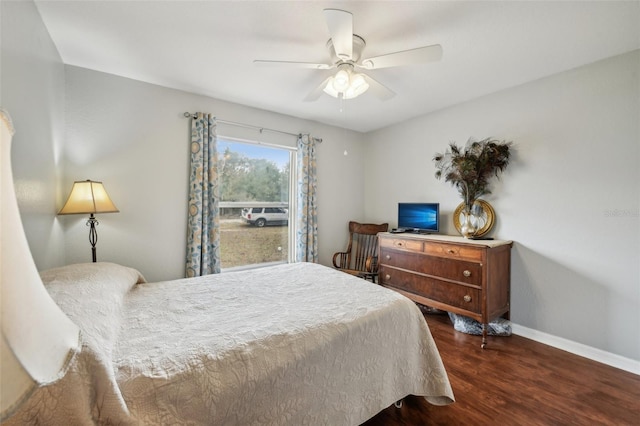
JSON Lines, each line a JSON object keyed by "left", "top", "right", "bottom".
{"left": 254, "top": 9, "right": 443, "bottom": 102}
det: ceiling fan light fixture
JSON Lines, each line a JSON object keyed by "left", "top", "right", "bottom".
{"left": 323, "top": 77, "right": 340, "bottom": 98}
{"left": 323, "top": 68, "right": 369, "bottom": 100}
{"left": 332, "top": 69, "right": 351, "bottom": 92}
{"left": 348, "top": 73, "right": 368, "bottom": 96}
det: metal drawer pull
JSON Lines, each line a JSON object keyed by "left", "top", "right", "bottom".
{"left": 385, "top": 255, "right": 391, "bottom": 260}
{"left": 463, "top": 270, "right": 471, "bottom": 277}
{"left": 447, "top": 249, "right": 456, "bottom": 254}
{"left": 385, "top": 274, "right": 391, "bottom": 280}
{"left": 463, "top": 295, "right": 472, "bottom": 303}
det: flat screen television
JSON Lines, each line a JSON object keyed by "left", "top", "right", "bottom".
{"left": 397, "top": 203, "right": 439, "bottom": 233}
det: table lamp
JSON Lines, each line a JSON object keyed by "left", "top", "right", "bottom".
{"left": 58, "top": 180, "right": 119, "bottom": 262}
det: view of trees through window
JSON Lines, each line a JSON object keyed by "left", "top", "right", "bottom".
{"left": 217, "top": 138, "right": 293, "bottom": 270}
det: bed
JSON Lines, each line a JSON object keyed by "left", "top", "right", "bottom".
{"left": 4, "top": 261, "right": 454, "bottom": 425}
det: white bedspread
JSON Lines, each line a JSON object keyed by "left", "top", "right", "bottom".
{"left": 5, "top": 262, "right": 453, "bottom": 425}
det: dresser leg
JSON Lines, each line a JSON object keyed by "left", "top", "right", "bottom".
{"left": 481, "top": 324, "right": 487, "bottom": 349}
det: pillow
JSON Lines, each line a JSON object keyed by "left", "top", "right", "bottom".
{"left": 41, "top": 261, "right": 146, "bottom": 290}
{"left": 41, "top": 262, "right": 146, "bottom": 353}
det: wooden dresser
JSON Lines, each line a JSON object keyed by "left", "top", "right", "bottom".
{"left": 378, "top": 233, "right": 513, "bottom": 348}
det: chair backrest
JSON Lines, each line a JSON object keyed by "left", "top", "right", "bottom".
{"left": 344, "top": 221, "right": 389, "bottom": 272}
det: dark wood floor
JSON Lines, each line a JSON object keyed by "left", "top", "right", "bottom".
{"left": 363, "top": 312, "right": 640, "bottom": 426}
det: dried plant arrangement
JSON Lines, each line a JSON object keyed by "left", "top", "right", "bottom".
{"left": 433, "top": 137, "right": 512, "bottom": 213}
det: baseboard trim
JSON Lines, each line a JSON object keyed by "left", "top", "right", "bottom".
{"left": 511, "top": 323, "right": 640, "bottom": 376}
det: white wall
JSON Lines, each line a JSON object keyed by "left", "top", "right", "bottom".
{"left": 364, "top": 50, "right": 640, "bottom": 361}
{"left": 0, "top": 0, "right": 65, "bottom": 270}
{"left": 64, "top": 66, "right": 365, "bottom": 282}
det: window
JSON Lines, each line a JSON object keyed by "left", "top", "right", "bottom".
{"left": 218, "top": 137, "right": 295, "bottom": 270}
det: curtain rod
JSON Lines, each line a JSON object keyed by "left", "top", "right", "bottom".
{"left": 183, "top": 112, "right": 322, "bottom": 142}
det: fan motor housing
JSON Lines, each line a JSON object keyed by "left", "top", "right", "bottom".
{"left": 326, "top": 34, "right": 366, "bottom": 64}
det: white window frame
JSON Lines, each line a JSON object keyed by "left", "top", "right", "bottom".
{"left": 217, "top": 135, "right": 298, "bottom": 268}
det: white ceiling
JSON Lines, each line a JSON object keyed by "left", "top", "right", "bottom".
{"left": 35, "top": 1, "right": 640, "bottom": 133}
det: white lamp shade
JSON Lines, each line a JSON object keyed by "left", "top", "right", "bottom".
{"left": 58, "top": 180, "right": 119, "bottom": 215}
{"left": 344, "top": 73, "right": 369, "bottom": 99}
{"left": 331, "top": 69, "right": 350, "bottom": 92}
{"left": 323, "top": 76, "right": 340, "bottom": 98}
{"left": 1, "top": 109, "right": 81, "bottom": 419}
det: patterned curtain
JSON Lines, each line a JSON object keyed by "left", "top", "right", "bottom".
{"left": 186, "top": 113, "right": 221, "bottom": 277}
{"left": 296, "top": 134, "right": 319, "bottom": 263}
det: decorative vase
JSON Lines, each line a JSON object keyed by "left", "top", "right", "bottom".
{"left": 459, "top": 209, "right": 478, "bottom": 238}
{"left": 453, "top": 200, "right": 496, "bottom": 238}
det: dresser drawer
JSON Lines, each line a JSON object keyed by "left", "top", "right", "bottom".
{"left": 380, "top": 266, "right": 481, "bottom": 313}
{"left": 379, "top": 248, "right": 482, "bottom": 286}
{"left": 379, "top": 237, "right": 423, "bottom": 253}
{"left": 423, "top": 241, "right": 483, "bottom": 262}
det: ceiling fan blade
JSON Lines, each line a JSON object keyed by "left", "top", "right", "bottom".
{"left": 254, "top": 60, "right": 333, "bottom": 70}
{"left": 323, "top": 9, "right": 353, "bottom": 60}
{"left": 360, "top": 44, "right": 443, "bottom": 70}
{"left": 363, "top": 74, "right": 396, "bottom": 101}
{"left": 303, "top": 76, "right": 333, "bottom": 102}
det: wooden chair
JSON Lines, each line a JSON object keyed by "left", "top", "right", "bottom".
{"left": 332, "top": 221, "right": 389, "bottom": 282}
